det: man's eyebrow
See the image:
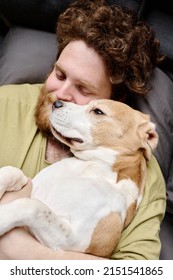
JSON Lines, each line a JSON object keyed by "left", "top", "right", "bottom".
{"left": 55, "top": 63, "right": 65, "bottom": 74}
{"left": 80, "top": 80, "right": 98, "bottom": 90}
{"left": 55, "top": 63, "right": 97, "bottom": 90}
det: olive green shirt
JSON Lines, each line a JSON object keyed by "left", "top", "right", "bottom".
{"left": 0, "top": 84, "right": 166, "bottom": 259}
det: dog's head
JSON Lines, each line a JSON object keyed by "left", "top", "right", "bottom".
{"left": 50, "top": 99, "right": 158, "bottom": 160}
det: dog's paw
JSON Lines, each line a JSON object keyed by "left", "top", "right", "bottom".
{"left": 0, "top": 166, "right": 28, "bottom": 198}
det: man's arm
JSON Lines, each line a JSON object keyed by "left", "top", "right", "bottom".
{"left": 0, "top": 227, "right": 104, "bottom": 260}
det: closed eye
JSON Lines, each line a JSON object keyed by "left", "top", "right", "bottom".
{"left": 55, "top": 64, "right": 66, "bottom": 81}
{"left": 77, "top": 85, "right": 91, "bottom": 96}
{"left": 56, "top": 70, "right": 66, "bottom": 81}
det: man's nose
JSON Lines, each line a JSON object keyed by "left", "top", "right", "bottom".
{"left": 56, "top": 83, "right": 74, "bottom": 102}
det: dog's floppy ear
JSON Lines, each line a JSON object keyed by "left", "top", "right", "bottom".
{"left": 138, "top": 120, "right": 158, "bottom": 160}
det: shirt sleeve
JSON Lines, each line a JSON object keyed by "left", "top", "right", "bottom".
{"left": 0, "top": 84, "right": 46, "bottom": 177}
{"left": 111, "top": 156, "right": 166, "bottom": 260}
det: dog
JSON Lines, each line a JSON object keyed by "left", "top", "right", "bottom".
{"left": 0, "top": 99, "right": 158, "bottom": 258}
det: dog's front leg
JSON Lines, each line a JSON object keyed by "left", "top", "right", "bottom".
{"left": 0, "top": 198, "right": 72, "bottom": 250}
{"left": 0, "top": 166, "right": 28, "bottom": 198}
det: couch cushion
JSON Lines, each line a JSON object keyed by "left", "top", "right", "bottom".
{"left": 0, "top": 0, "right": 75, "bottom": 32}
{"left": 160, "top": 212, "right": 173, "bottom": 259}
{"left": 0, "top": 0, "right": 142, "bottom": 32}
{"left": 133, "top": 67, "right": 173, "bottom": 213}
{"left": 147, "top": 10, "right": 173, "bottom": 71}
{"left": 0, "top": 26, "right": 57, "bottom": 85}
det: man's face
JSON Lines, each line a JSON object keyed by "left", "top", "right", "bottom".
{"left": 35, "top": 40, "right": 112, "bottom": 134}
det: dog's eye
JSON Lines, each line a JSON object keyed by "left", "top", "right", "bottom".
{"left": 92, "top": 108, "right": 105, "bottom": 115}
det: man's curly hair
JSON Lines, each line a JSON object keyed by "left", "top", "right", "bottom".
{"left": 56, "top": 0, "right": 164, "bottom": 100}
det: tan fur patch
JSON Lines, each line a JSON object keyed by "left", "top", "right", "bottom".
{"left": 112, "top": 152, "right": 147, "bottom": 228}
{"left": 113, "top": 151, "right": 147, "bottom": 196}
{"left": 85, "top": 212, "right": 122, "bottom": 258}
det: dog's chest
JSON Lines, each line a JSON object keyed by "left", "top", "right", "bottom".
{"left": 31, "top": 157, "right": 120, "bottom": 219}
{"left": 29, "top": 156, "right": 139, "bottom": 253}
{"left": 32, "top": 157, "right": 116, "bottom": 193}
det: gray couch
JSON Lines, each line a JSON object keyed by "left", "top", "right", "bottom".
{"left": 0, "top": 0, "right": 173, "bottom": 259}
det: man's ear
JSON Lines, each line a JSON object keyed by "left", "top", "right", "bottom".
{"left": 138, "top": 121, "right": 159, "bottom": 160}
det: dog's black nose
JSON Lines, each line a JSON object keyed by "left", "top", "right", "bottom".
{"left": 53, "top": 100, "right": 64, "bottom": 109}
